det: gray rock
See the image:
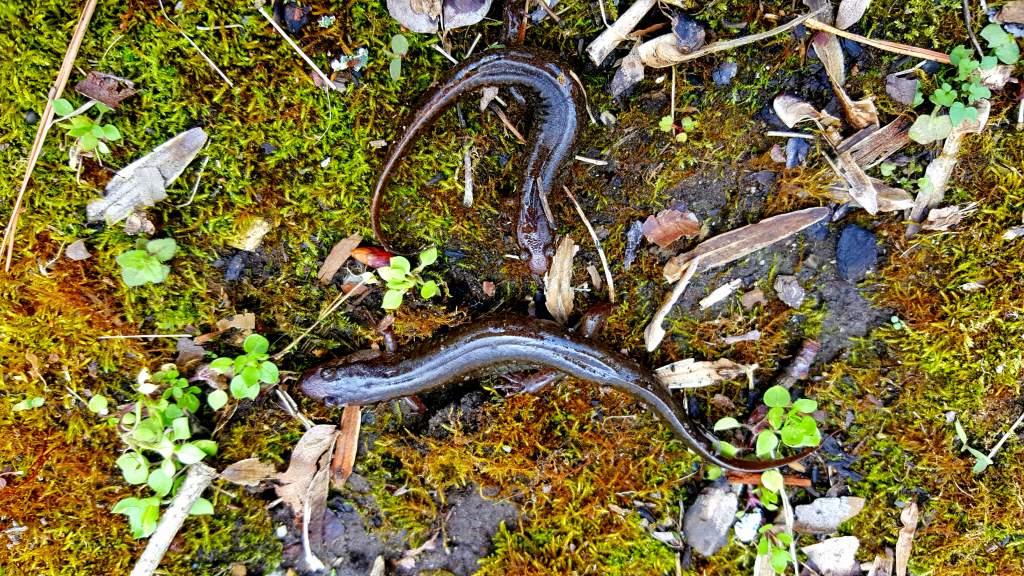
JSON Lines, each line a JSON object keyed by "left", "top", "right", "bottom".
{"left": 65, "top": 239, "right": 91, "bottom": 261}
{"left": 785, "top": 137, "right": 809, "bottom": 168}
{"left": 837, "top": 224, "right": 877, "bottom": 281}
{"left": 712, "top": 61, "right": 738, "bottom": 85}
{"left": 733, "top": 509, "right": 762, "bottom": 543}
{"left": 801, "top": 536, "right": 861, "bottom": 576}
{"left": 774, "top": 275, "right": 806, "bottom": 308}
{"left": 683, "top": 482, "right": 738, "bottom": 557}
{"left": 794, "top": 496, "right": 866, "bottom": 534}
{"left": 886, "top": 74, "right": 919, "bottom": 107}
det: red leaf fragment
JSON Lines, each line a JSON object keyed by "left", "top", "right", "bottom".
{"left": 641, "top": 209, "right": 701, "bottom": 248}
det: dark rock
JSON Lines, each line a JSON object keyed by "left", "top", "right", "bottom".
{"left": 840, "top": 38, "right": 862, "bottom": 60}
{"left": 836, "top": 224, "right": 877, "bottom": 281}
{"left": 276, "top": 1, "right": 311, "bottom": 34}
{"left": 803, "top": 220, "right": 829, "bottom": 242}
{"left": 886, "top": 74, "right": 919, "bottom": 107}
{"left": 683, "top": 481, "right": 738, "bottom": 557}
{"left": 712, "top": 61, "right": 738, "bottom": 85}
{"left": 785, "top": 137, "right": 809, "bottom": 168}
{"left": 623, "top": 220, "right": 644, "bottom": 270}
{"left": 25, "top": 110, "right": 39, "bottom": 124}
{"left": 225, "top": 252, "right": 246, "bottom": 281}
{"left": 672, "top": 13, "right": 706, "bottom": 52}
{"left": 259, "top": 142, "right": 276, "bottom": 155}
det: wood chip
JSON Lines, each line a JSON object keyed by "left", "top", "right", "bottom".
{"left": 844, "top": 117, "right": 911, "bottom": 169}
{"left": 644, "top": 255, "right": 701, "bottom": 351}
{"left": 829, "top": 178, "right": 914, "bottom": 212}
{"left": 216, "top": 312, "right": 256, "bottom": 333}
{"left": 656, "top": 358, "right": 753, "bottom": 388}
{"left": 331, "top": 405, "right": 361, "bottom": 490}
{"left": 813, "top": 31, "right": 846, "bottom": 85}
{"left": 275, "top": 425, "right": 338, "bottom": 571}
{"left": 740, "top": 288, "right": 766, "bottom": 309}
{"left": 921, "top": 203, "right": 977, "bottom": 231}
{"left": 220, "top": 458, "right": 277, "bottom": 487}
{"left": 544, "top": 236, "right": 577, "bottom": 324}
{"left": 641, "top": 208, "right": 701, "bottom": 248}
{"left": 586, "top": 0, "right": 657, "bottom": 65}
{"left": 833, "top": 152, "right": 878, "bottom": 214}
{"left": 74, "top": 71, "right": 136, "bottom": 108}
{"left": 664, "top": 207, "right": 830, "bottom": 282}
{"left": 774, "top": 94, "right": 822, "bottom": 128}
{"left": 86, "top": 127, "right": 207, "bottom": 224}
{"left": 228, "top": 217, "right": 271, "bottom": 252}
{"left": 317, "top": 233, "right": 362, "bottom": 284}
{"left": 721, "top": 330, "right": 761, "bottom": 344}
{"left": 895, "top": 502, "right": 918, "bottom": 576}
{"left": 996, "top": 0, "right": 1024, "bottom": 24}
{"left": 699, "top": 278, "right": 742, "bottom": 309}
{"left": 834, "top": 0, "right": 871, "bottom": 29}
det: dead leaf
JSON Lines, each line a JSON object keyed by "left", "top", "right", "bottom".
{"left": 644, "top": 256, "right": 701, "bottom": 351}
{"left": 221, "top": 458, "right": 277, "bottom": 487}
{"left": 844, "top": 116, "right": 911, "bottom": 169}
{"left": 611, "top": 46, "right": 645, "bottom": 100}
{"left": 655, "top": 358, "right": 753, "bottom": 388}
{"left": 228, "top": 218, "right": 272, "bottom": 252}
{"left": 369, "top": 556, "right": 386, "bottom": 576}
{"left": 1002, "top": 225, "right": 1024, "bottom": 240}
{"left": 386, "top": 0, "right": 491, "bottom": 33}
{"left": 740, "top": 289, "right": 766, "bottom": 308}
{"left": 830, "top": 178, "right": 914, "bottom": 212}
{"left": 885, "top": 74, "right": 919, "bottom": 107}
{"left": 698, "top": 278, "right": 742, "bottom": 309}
{"left": 833, "top": 151, "right": 879, "bottom": 213}
{"left": 921, "top": 203, "right": 977, "bottom": 231}
{"left": 351, "top": 246, "right": 394, "bottom": 269}
{"left": 65, "top": 239, "right": 91, "bottom": 261}
{"left": 74, "top": 71, "right": 136, "bottom": 108}
{"left": 721, "top": 330, "right": 761, "bottom": 344}
{"left": 773, "top": 94, "right": 822, "bottom": 128}
{"left": 664, "top": 207, "right": 830, "bottom": 281}
{"left": 331, "top": 405, "right": 361, "bottom": 489}
{"left": 834, "top": 0, "right": 870, "bottom": 29}
{"left": 317, "top": 234, "right": 362, "bottom": 284}
{"left": 586, "top": 264, "right": 602, "bottom": 291}
{"left": 812, "top": 31, "right": 846, "bottom": 84}
{"left": 980, "top": 64, "right": 1015, "bottom": 90}
{"left": 479, "top": 86, "right": 499, "bottom": 112}
{"left": 895, "top": 502, "right": 918, "bottom": 576}
{"left": 544, "top": 236, "right": 577, "bottom": 323}
{"left": 175, "top": 337, "right": 206, "bottom": 372}
{"left": 996, "top": 0, "right": 1024, "bottom": 24}
{"left": 642, "top": 208, "right": 700, "bottom": 248}
{"left": 86, "top": 127, "right": 207, "bottom": 224}
{"left": 276, "top": 425, "right": 338, "bottom": 571}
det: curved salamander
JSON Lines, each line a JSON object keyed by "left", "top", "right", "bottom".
{"left": 370, "top": 49, "right": 583, "bottom": 275}
{"left": 300, "top": 316, "right": 813, "bottom": 472}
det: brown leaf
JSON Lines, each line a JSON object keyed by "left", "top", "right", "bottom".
{"left": 664, "top": 207, "right": 830, "bottom": 281}
{"left": 221, "top": 458, "right": 277, "bottom": 487}
{"left": 351, "top": 246, "right": 394, "bottom": 269}
{"left": 895, "top": 502, "right": 919, "bottom": 576}
{"left": 812, "top": 31, "right": 845, "bottom": 85}
{"left": 641, "top": 208, "right": 700, "bottom": 248}
{"left": 655, "top": 358, "right": 752, "bottom": 388}
{"left": 997, "top": 0, "right": 1024, "bottom": 24}
{"left": 65, "top": 239, "right": 91, "bottom": 261}
{"left": 773, "top": 94, "right": 822, "bottom": 128}
{"left": 317, "top": 234, "right": 362, "bottom": 285}
{"left": 331, "top": 405, "right": 361, "bottom": 489}
{"left": 74, "top": 71, "right": 137, "bottom": 108}
{"left": 829, "top": 178, "right": 914, "bottom": 212}
{"left": 922, "top": 203, "right": 977, "bottom": 231}
{"left": 843, "top": 117, "right": 911, "bottom": 169}
{"left": 833, "top": 152, "right": 879, "bottom": 213}
{"left": 275, "top": 424, "right": 338, "bottom": 513}
{"left": 544, "top": 236, "right": 577, "bottom": 324}
{"left": 834, "top": 0, "right": 871, "bottom": 29}
{"left": 216, "top": 312, "right": 256, "bottom": 332}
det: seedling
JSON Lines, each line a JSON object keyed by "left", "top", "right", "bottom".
{"left": 116, "top": 238, "right": 177, "bottom": 287}
{"left": 53, "top": 97, "right": 121, "bottom": 160}
{"left": 208, "top": 334, "right": 280, "bottom": 401}
{"left": 713, "top": 385, "right": 822, "bottom": 464}
{"left": 953, "top": 419, "right": 993, "bottom": 474}
{"left": 658, "top": 114, "right": 697, "bottom": 142}
{"left": 387, "top": 33, "right": 410, "bottom": 81}
{"left": 376, "top": 247, "right": 440, "bottom": 310}
{"left": 908, "top": 23, "right": 1018, "bottom": 145}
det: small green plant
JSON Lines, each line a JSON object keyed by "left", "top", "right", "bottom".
{"left": 953, "top": 419, "right": 993, "bottom": 474}
{"left": 53, "top": 98, "right": 121, "bottom": 158}
{"left": 375, "top": 247, "right": 440, "bottom": 310}
{"left": 116, "top": 238, "right": 177, "bottom": 287}
{"left": 753, "top": 470, "right": 795, "bottom": 573}
{"left": 658, "top": 114, "right": 697, "bottom": 142}
{"left": 387, "top": 33, "right": 410, "bottom": 81}
{"left": 714, "top": 385, "right": 822, "bottom": 463}
{"left": 207, "top": 334, "right": 280, "bottom": 401}
{"left": 908, "top": 23, "right": 1019, "bottom": 145}
{"left": 104, "top": 366, "right": 221, "bottom": 538}
{"left": 12, "top": 396, "right": 44, "bottom": 411}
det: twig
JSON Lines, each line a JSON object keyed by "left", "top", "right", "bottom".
{"left": 586, "top": 0, "right": 657, "bottom": 65}
{"left": 462, "top": 144, "right": 474, "bottom": 207}
{"left": 780, "top": 487, "right": 801, "bottom": 576}
{"left": 98, "top": 334, "right": 192, "bottom": 340}
{"left": 639, "top": 9, "right": 823, "bottom": 68}
{"left": 804, "top": 18, "right": 951, "bottom": 64}
{"left": 643, "top": 255, "right": 701, "bottom": 351}
{"left": 257, "top": 6, "right": 334, "bottom": 90}
{"left": 2, "top": 0, "right": 99, "bottom": 272}
{"left": 985, "top": 408, "right": 1024, "bottom": 462}
{"left": 766, "top": 130, "right": 816, "bottom": 139}
{"left": 487, "top": 105, "right": 527, "bottom": 144}
{"left": 465, "top": 33, "right": 482, "bottom": 58}
{"left": 431, "top": 43, "right": 460, "bottom": 65}
{"left": 175, "top": 155, "right": 210, "bottom": 208}
{"left": 275, "top": 389, "right": 314, "bottom": 430}
{"left": 962, "top": 0, "right": 984, "bottom": 58}
{"left": 129, "top": 463, "right": 217, "bottom": 576}
{"left": 725, "top": 471, "right": 812, "bottom": 487}
{"left": 562, "top": 186, "right": 616, "bottom": 303}
{"left": 196, "top": 24, "right": 244, "bottom": 31}
{"left": 158, "top": 0, "right": 234, "bottom": 88}
{"left": 574, "top": 155, "right": 608, "bottom": 166}
{"left": 272, "top": 280, "right": 367, "bottom": 359}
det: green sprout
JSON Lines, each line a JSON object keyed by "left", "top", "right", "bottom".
{"left": 53, "top": 98, "right": 121, "bottom": 159}
{"left": 387, "top": 33, "right": 410, "bottom": 81}
{"left": 116, "top": 238, "right": 177, "bottom": 287}
{"left": 208, "top": 334, "right": 280, "bottom": 402}
{"left": 376, "top": 247, "right": 440, "bottom": 310}
{"left": 713, "top": 385, "right": 822, "bottom": 463}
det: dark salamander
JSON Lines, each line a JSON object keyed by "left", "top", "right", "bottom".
{"left": 300, "top": 316, "right": 813, "bottom": 472}
{"left": 370, "top": 48, "right": 583, "bottom": 275}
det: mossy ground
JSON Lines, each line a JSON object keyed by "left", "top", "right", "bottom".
{"left": 1, "top": 0, "right": 1023, "bottom": 574}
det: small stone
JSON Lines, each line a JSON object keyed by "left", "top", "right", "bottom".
{"left": 175, "top": 337, "right": 206, "bottom": 372}
{"left": 794, "top": 497, "right": 866, "bottom": 534}
{"left": 836, "top": 224, "right": 877, "bottom": 281}
{"left": 733, "top": 509, "right": 762, "bottom": 543}
{"left": 672, "top": 14, "right": 706, "bottom": 52}
{"left": 774, "top": 275, "right": 805, "bottom": 308}
{"left": 769, "top": 143, "right": 787, "bottom": 164}
{"left": 740, "top": 288, "right": 766, "bottom": 309}
{"left": 65, "top": 239, "right": 91, "bottom": 261}
{"left": 712, "top": 61, "right": 738, "bottom": 85}
{"left": 785, "top": 137, "right": 809, "bottom": 168}
{"left": 277, "top": 1, "right": 311, "bottom": 33}
{"left": 623, "top": 220, "right": 644, "bottom": 270}
{"left": 801, "top": 536, "right": 861, "bottom": 576}
{"left": 683, "top": 481, "right": 738, "bottom": 557}
{"left": 886, "top": 74, "right": 919, "bottom": 107}
{"left": 482, "top": 281, "right": 496, "bottom": 297}
{"left": 25, "top": 110, "right": 39, "bottom": 125}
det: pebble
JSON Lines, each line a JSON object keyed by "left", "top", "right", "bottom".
{"left": 794, "top": 497, "right": 866, "bottom": 534}
{"left": 65, "top": 239, "right": 91, "bottom": 261}
{"left": 740, "top": 288, "right": 766, "bottom": 309}
{"left": 774, "top": 275, "right": 805, "bottom": 309}
{"left": 801, "top": 536, "right": 861, "bottom": 576}
{"left": 25, "top": 110, "right": 39, "bottom": 125}
{"left": 672, "top": 14, "right": 706, "bottom": 53}
{"left": 683, "top": 481, "right": 738, "bottom": 557}
{"left": 733, "top": 509, "right": 762, "bottom": 543}
{"left": 785, "top": 137, "right": 809, "bottom": 168}
{"left": 712, "top": 61, "right": 738, "bottom": 86}
{"left": 836, "top": 224, "right": 877, "bottom": 281}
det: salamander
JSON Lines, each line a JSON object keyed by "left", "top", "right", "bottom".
{"left": 370, "top": 48, "right": 583, "bottom": 275}
{"left": 300, "top": 316, "right": 813, "bottom": 472}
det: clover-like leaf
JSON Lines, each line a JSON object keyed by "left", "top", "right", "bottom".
{"left": 13, "top": 396, "right": 44, "bottom": 411}
{"left": 389, "top": 58, "right": 402, "bottom": 81}
{"left": 116, "top": 250, "right": 169, "bottom": 286}
{"left": 929, "top": 83, "right": 957, "bottom": 107}
{"left": 382, "top": 288, "right": 404, "bottom": 310}
{"left": 771, "top": 548, "right": 791, "bottom": 572}
{"left": 948, "top": 102, "right": 979, "bottom": 127}
{"left": 102, "top": 124, "right": 121, "bottom": 141}
{"left": 175, "top": 443, "right": 206, "bottom": 465}
{"left": 230, "top": 374, "right": 260, "bottom": 401}
{"left": 713, "top": 417, "right": 742, "bottom": 431}
{"left": 658, "top": 115, "right": 673, "bottom": 132}
{"left": 243, "top": 334, "right": 269, "bottom": 355}
{"left": 170, "top": 417, "right": 191, "bottom": 441}
{"left": 763, "top": 385, "right": 791, "bottom": 408}
{"left": 87, "top": 394, "right": 109, "bottom": 415}
{"left": 767, "top": 406, "right": 786, "bottom": 429}
{"left": 390, "top": 33, "right": 410, "bottom": 56}
{"left": 792, "top": 398, "right": 817, "bottom": 413}
{"left": 209, "top": 357, "right": 233, "bottom": 374}
{"left": 908, "top": 114, "right": 953, "bottom": 145}
{"left": 147, "top": 467, "right": 173, "bottom": 498}
{"left": 965, "top": 82, "right": 991, "bottom": 104}
{"left": 52, "top": 98, "right": 75, "bottom": 116}
{"left": 192, "top": 439, "right": 218, "bottom": 456}
{"left": 259, "top": 361, "right": 279, "bottom": 384}
{"left": 145, "top": 238, "right": 177, "bottom": 262}
{"left": 420, "top": 280, "right": 439, "bottom": 299}
{"left": 760, "top": 469, "right": 785, "bottom": 493}
{"left": 207, "top": 389, "right": 228, "bottom": 410}
{"left": 718, "top": 440, "right": 738, "bottom": 457}
{"left": 755, "top": 430, "right": 779, "bottom": 458}
{"left": 117, "top": 452, "right": 150, "bottom": 485}
{"left": 417, "top": 246, "right": 437, "bottom": 268}
{"left": 189, "top": 497, "right": 215, "bottom": 516}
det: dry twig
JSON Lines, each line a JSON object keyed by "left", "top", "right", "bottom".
{"left": 562, "top": 186, "right": 616, "bottom": 303}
